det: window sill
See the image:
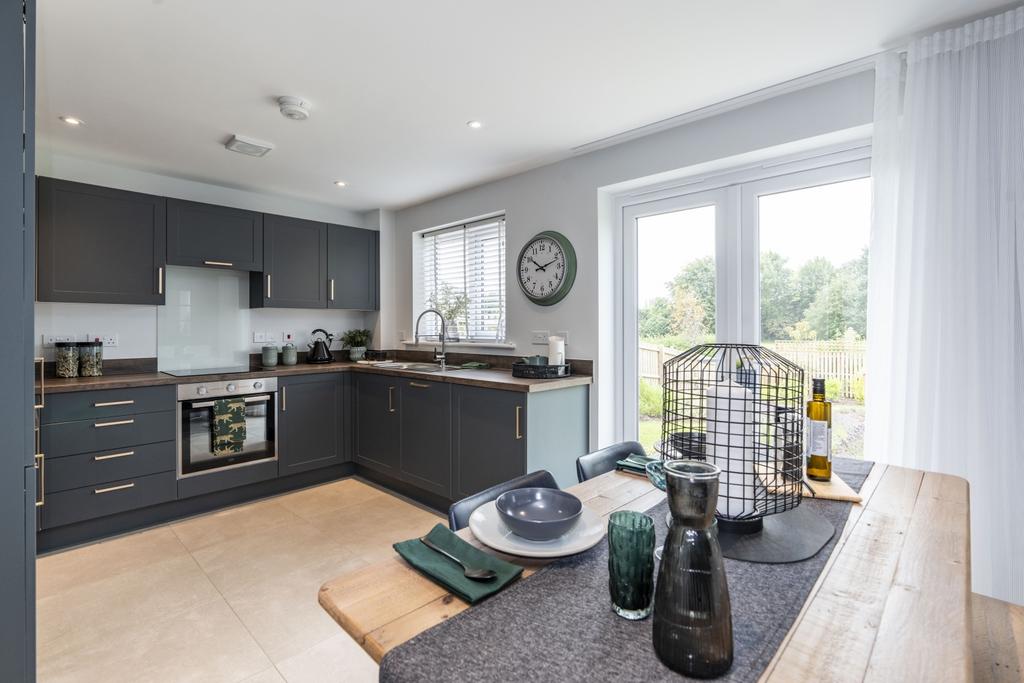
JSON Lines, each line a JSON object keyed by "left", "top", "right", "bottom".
{"left": 400, "top": 340, "right": 516, "bottom": 350}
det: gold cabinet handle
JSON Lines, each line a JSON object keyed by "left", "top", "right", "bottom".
{"left": 280, "top": 386, "right": 286, "bottom": 412}
{"left": 94, "top": 450, "right": 134, "bottom": 461}
{"left": 94, "top": 418, "right": 135, "bottom": 428}
{"left": 515, "top": 406, "right": 523, "bottom": 440}
{"left": 94, "top": 482, "right": 135, "bottom": 495}
{"left": 34, "top": 357, "right": 45, "bottom": 409}
{"left": 388, "top": 386, "right": 395, "bottom": 412}
{"left": 35, "top": 453, "right": 44, "bottom": 507}
{"left": 409, "top": 381, "right": 430, "bottom": 389}
{"left": 266, "top": 273, "right": 272, "bottom": 298}
{"left": 203, "top": 260, "right": 233, "bottom": 267}
{"left": 158, "top": 266, "right": 164, "bottom": 295}
{"left": 94, "top": 399, "right": 135, "bottom": 407}
{"left": 329, "top": 278, "right": 335, "bottom": 301}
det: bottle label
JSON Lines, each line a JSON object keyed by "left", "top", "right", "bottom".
{"left": 808, "top": 419, "right": 831, "bottom": 460}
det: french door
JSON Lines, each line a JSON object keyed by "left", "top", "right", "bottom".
{"left": 620, "top": 152, "right": 871, "bottom": 453}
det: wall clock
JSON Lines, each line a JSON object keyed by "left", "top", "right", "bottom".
{"left": 517, "top": 230, "right": 577, "bottom": 306}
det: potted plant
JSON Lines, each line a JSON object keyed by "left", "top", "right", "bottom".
{"left": 340, "top": 328, "right": 372, "bottom": 361}
{"left": 429, "top": 283, "right": 469, "bottom": 341}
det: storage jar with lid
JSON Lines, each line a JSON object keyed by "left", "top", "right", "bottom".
{"left": 55, "top": 342, "right": 79, "bottom": 378}
{"left": 77, "top": 340, "right": 103, "bottom": 376}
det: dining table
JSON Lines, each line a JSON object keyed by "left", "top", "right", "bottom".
{"left": 318, "top": 462, "right": 972, "bottom": 682}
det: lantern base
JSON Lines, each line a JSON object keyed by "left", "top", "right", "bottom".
{"left": 717, "top": 505, "right": 834, "bottom": 564}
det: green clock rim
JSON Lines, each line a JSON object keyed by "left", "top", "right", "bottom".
{"left": 516, "top": 230, "right": 577, "bottom": 306}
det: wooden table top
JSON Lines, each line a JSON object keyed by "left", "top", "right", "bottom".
{"left": 318, "top": 463, "right": 973, "bottom": 682}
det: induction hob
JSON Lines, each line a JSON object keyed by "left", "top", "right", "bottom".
{"left": 162, "top": 366, "right": 251, "bottom": 378}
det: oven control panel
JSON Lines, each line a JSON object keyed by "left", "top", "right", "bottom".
{"left": 176, "top": 377, "right": 278, "bottom": 400}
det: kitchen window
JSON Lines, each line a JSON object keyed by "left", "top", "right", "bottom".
{"left": 416, "top": 215, "right": 506, "bottom": 343}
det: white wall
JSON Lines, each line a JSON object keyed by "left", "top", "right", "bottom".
{"left": 34, "top": 152, "right": 374, "bottom": 361}
{"left": 389, "top": 70, "right": 876, "bottom": 447}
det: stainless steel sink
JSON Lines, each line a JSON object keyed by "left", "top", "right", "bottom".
{"left": 371, "top": 362, "right": 450, "bottom": 373}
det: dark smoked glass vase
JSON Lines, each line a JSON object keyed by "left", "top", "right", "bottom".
{"left": 653, "top": 460, "right": 733, "bottom": 678}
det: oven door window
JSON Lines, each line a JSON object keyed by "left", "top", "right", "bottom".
{"left": 180, "top": 394, "right": 276, "bottom": 476}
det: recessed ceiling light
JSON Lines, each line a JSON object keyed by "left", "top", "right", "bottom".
{"left": 466, "top": 120, "right": 483, "bottom": 129}
{"left": 334, "top": 180, "right": 348, "bottom": 188}
{"left": 59, "top": 116, "right": 84, "bottom": 126}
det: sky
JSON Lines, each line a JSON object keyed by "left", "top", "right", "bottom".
{"left": 637, "top": 177, "right": 871, "bottom": 305}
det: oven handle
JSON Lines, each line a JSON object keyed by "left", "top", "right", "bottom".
{"left": 188, "top": 395, "right": 273, "bottom": 409}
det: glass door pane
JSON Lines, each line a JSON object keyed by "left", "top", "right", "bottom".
{"left": 635, "top": 204, "right": 718, "bottom": 454}
{"left": 756, "top": 176, "right": 871, "bottom": 458}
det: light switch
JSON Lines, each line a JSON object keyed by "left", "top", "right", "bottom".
{"left": 531, "top": 330, "right": 550, "bottom": 345}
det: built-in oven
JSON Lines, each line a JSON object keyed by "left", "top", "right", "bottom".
{"left": 176, "top": 378, "right": 278, "bottom": 478}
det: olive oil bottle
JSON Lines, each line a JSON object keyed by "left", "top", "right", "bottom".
{"left": 805, "top": 378, "right": 832, "bottom": 481}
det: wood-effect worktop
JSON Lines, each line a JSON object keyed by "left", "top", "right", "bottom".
{"left": 40, "top": 362, "right": 592, "bottom": 395}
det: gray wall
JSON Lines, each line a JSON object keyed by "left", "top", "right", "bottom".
{"left": 388, "top": 70, "right": 876, "bottom": 447}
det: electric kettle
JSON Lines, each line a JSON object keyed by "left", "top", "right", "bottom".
{"left": 307, "top": 328, "right": 334, "bottom": 364}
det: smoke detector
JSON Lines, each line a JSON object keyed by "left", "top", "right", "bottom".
{"left": 278, "top": 96, "right": 311, "bottom": 121}
{"left": 225, "top": 134, "right": 274, "bottom": 157}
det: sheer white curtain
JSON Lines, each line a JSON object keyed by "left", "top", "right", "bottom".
{"left": 867, "top": 7, "right": 1024, "bottom": 604}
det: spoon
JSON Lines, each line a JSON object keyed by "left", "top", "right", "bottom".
{"left": 419, "top": 536, "right": 497, "bottom": 581}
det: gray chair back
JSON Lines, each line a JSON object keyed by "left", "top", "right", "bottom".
{"left": 447, "top": 470, "right": 559, "bottom": 531}
{"left": 575, "top": 441, "right": 646, "bottom": 482}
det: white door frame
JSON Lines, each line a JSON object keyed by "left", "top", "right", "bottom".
{"left": 613, "top": 145, "right": 871, "bottom": 444}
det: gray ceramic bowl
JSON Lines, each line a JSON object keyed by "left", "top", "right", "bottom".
{"left": 495, "top": 488, "right": 583, "bottom": 542}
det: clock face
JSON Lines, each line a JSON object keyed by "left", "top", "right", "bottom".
{"left": 517, "top": 232, "right": 576, "bottom": 305}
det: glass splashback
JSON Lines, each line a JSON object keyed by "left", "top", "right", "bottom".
{"left": 158, "top": 266, "right": 252, "bottom": 373}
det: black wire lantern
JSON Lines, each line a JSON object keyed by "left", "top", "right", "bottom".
{"left": 658, "top": 343, "right": 833, "bottom": 563}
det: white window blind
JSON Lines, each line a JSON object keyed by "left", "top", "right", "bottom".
{"left": 418, "top": 216, "right": 506, "bottom": 342}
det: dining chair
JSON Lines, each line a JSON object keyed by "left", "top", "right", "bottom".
{"left": 447, "top": 470, "right": 559, "bottom": 531}
{"left": 575, "top": 441, "right": 646, "bottom": 482}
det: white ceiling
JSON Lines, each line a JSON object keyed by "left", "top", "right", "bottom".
{"left": 36, "top": 0, "right": 1009, "bottom": 211}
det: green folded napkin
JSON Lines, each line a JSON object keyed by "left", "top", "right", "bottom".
{"left": 459, "top": 361, "right": 491, "bottom": 369}
{"left": 615, "top": 453, "right": 658, "bottom": 475}
{"left": 393, "top": 524, "right": 523, "bottom": 604}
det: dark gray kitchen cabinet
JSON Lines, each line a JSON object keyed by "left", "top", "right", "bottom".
{"left": 37, "top": 177, "right": 166, "bottom": 305}
{"left": 167, "top": 199, "right": 263, "bottom": 271}
{"left": 354, "top": 373, "right": 401, "bottom": 478}
{"left": 398, "top": 379, "right": 451, "bottom": 498}
{"left": 251, "top": 214, "right": 327, "bottom": 308}
{"left": 328, "top": 224, "right": 379, "bottom": 310}
{"left": 1, "top": 0, "right": 35, "bottom": 677}
{"left": 278, "top": 374, "right": 346, "bottom": 475}
{"left": 451, "top": 385, "right": 526, "bottom": 501}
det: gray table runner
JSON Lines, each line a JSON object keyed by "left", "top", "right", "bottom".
{"left": 381, "top": 458, "right": 873, "bottom": 682}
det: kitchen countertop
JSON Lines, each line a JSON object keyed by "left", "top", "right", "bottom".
{"left": 39, "top": 362, "right": 592, "bottom": 395}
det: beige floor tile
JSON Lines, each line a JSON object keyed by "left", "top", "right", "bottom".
{"left": 276, "top": 477, "right": 387, "bottom": 520}
{"left": 190, "top": 520, "right": 346, "bottom": 593}
{"left": 36, "top": 526, "right": 189, "bottom": 599}
{"left": 171, "top": 498, "right": 306, "bottom": 552}
{"left": 239, "top": 668, "right": 286, "bottom": 683}
{"left": 276, "top": 634, "right": 378, "bottom": 683}
{"left": 37, "top": 552, "right": 220, "bottom": 647}
{"left": 39, "top": 597, "right": 271, "bottom": 683}
{"left": 221, "top": 552, "right": 370, "bottom": 663}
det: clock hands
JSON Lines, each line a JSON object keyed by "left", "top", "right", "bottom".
{"left": 529, "top": 257, "right": 548, "bottom": 272}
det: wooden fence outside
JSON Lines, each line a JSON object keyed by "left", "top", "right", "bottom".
{"left": 639, "top": 340, "right": 867, "bottom": 400}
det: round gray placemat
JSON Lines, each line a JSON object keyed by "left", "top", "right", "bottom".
{"left": 380, "top": 458, "right": 873, "bottom": 683}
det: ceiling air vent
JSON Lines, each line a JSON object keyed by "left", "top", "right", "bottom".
{"left": 225, "top": 134, "right": 274, "bottom": 157}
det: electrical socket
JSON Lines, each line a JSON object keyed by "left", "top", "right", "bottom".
{"left": 531, "top": 330, "right": 550, "bottom": 345}
{"left": 282, "top": 331, "right": 295, "bottom": 343}
{"left": 253, "top": 332, "right": 267, "bottom": 344}
{"left": 101, "top": 335, "right": 119, "bottom": 348}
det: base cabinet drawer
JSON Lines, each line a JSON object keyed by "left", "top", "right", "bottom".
{"left": 41, "top": 471, "right": 177, "bottom": 529}
{"left": 41, "top": 410, "right": 176, "bottom": 458}
{"left": 41, "top": 385, "right": 175, "bottom": 424}
{"left": 45, "top": 441, "right": 176, "bottom": 494}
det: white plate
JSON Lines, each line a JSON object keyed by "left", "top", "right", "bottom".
{"left": 468, "top": 501, "right": 606, "bottom": 558}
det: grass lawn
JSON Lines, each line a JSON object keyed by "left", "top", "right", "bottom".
{"left": 638, "top": 419, "right": 661, "bottom": 454}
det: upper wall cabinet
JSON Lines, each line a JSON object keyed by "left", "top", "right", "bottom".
{"left": 166, "top": 199, "right": 263, "bottom": 271}
{"left": 250, "top": 214, "right": 328, "bottom": 309}
{"left": 37, "top": 177, "right": 167, "bottom": 305}
{"left": 327, "top": 224, "right": 379, "bottom": 311}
